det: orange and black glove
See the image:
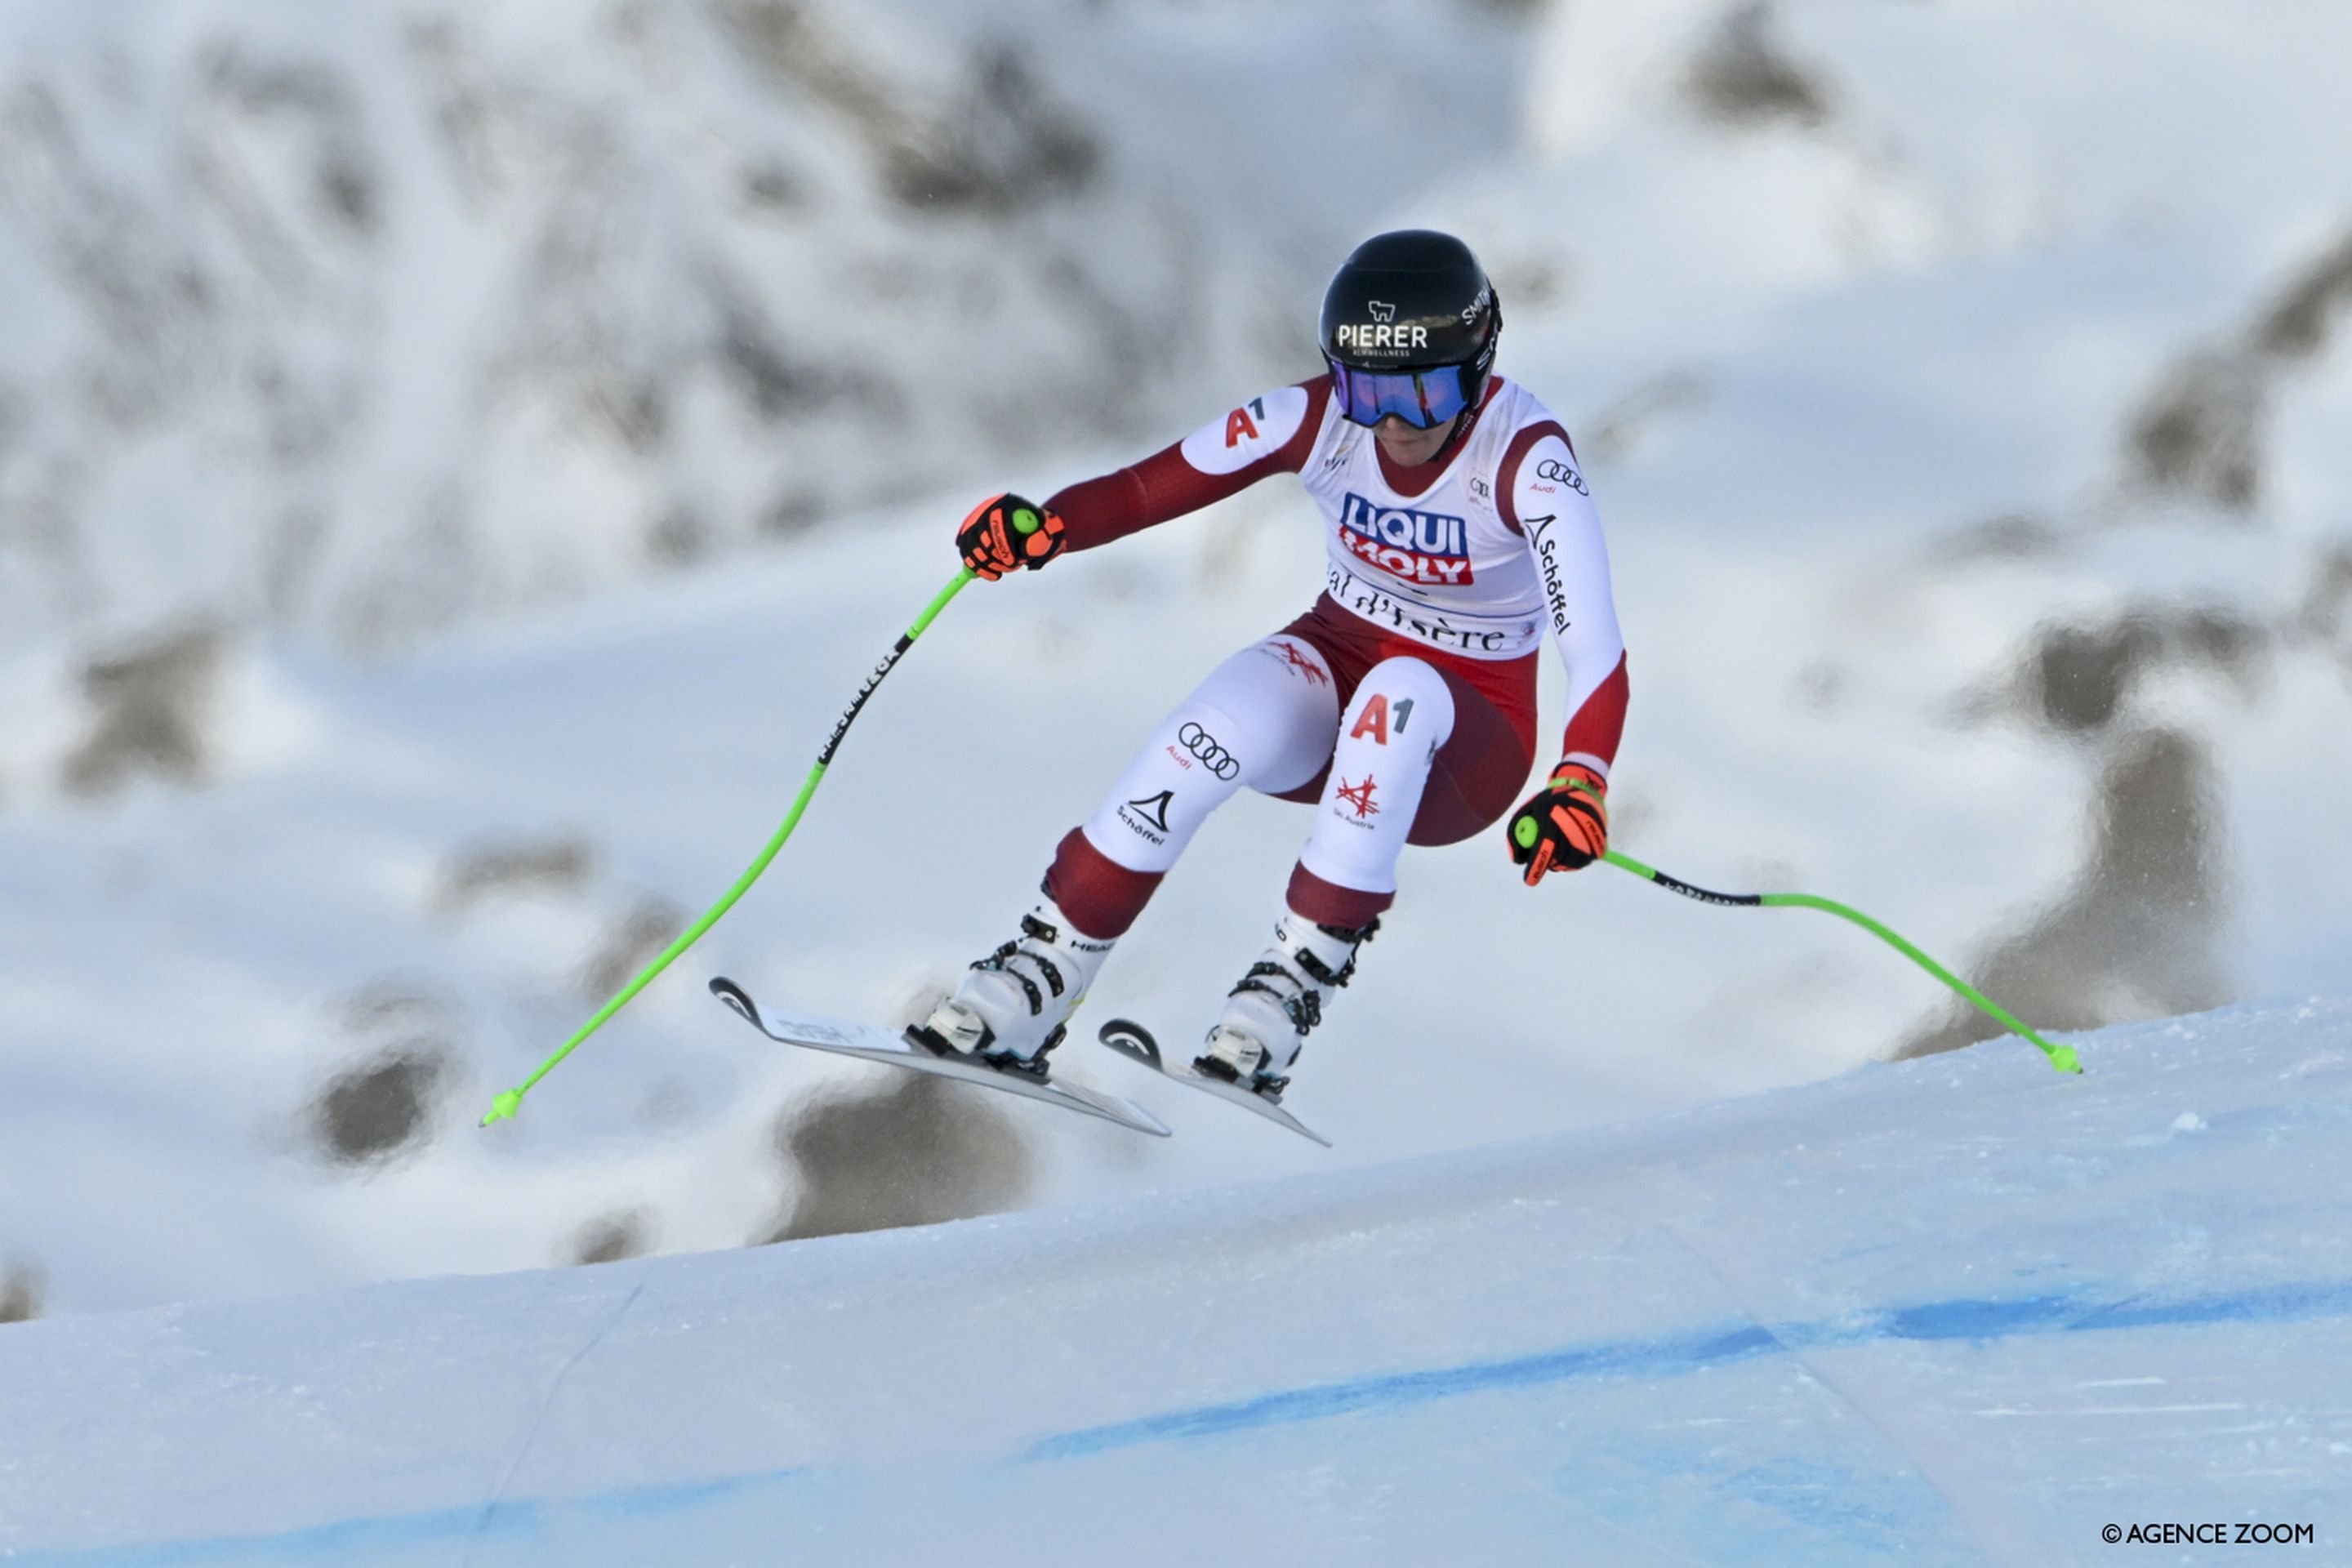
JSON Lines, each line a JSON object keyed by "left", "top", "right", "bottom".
{"left": 956, "top": 492, "right": 1067, "bottom": 581}
{"left": 1507, "top": 761, "right": 1608, "bottom": 884}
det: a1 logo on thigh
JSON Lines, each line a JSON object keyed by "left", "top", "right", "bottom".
{"left": 1348, "top": 693, "right": 1414, "bottom": 746}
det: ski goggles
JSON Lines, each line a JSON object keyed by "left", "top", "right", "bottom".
{"left": 1326, "top": 360, "right": 1474, "bottom": 430}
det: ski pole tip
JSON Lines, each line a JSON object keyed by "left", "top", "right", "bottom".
{"left": 480, "top": 1088, "right": 525, "bottom": 1126}
{"left": 2046, "top": 1044, "right": 2082, "bottom": 1075}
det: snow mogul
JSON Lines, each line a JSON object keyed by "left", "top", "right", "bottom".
{"left": 920, "top": 229, "right": 1628, "bottom": 1102}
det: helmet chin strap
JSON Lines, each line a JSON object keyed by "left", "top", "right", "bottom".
{"left": 1425, "top": 400, "right": 1477, "bottom": 465}
{"left": 1423, "top": 330, "right": 1498, "bottom": 464}
{"left": 1428, "top": 305, "right": 1500, "bottom": 464}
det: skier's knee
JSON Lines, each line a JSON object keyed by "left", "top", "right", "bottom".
{"left": 1165, "top": 699, "right": 1263, "bottom": 792}
{"left": 1342, "top": 657, "right": 1456, "bottom": 751}
{"left": 1184, "top": 644, "right": 1339, "bottom": 792}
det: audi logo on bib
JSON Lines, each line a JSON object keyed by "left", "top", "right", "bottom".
{"left": 1337, "top": 492, "right": 1476, "bottom": 587}
{"left": 1176, "top": 721, "right": 1241, "bottom": 780}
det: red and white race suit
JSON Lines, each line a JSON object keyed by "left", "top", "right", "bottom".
{"left": 1036, "top": 375, "right": 1628, "bottom": 938}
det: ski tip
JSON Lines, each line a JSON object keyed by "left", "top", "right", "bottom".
{"left": 1126, "top": 1104, "right": 1176, "bottom": 1138}
{"left": 1097, "top": 1018, "right": 1162, "bottom": 1069}
{"left": 708, "top": 977, "right": 757, "bottom": 1023}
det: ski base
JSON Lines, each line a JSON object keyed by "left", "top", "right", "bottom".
{"left": 1095, "top": 1018, "right": 1332, "bottom": 1147}
{"left": 710, "top": 978, "right": 1171, "bottom": 1138}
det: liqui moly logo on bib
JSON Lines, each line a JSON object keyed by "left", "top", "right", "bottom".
{"left": 1338, "top": 493, "right": 1475, "bottom": 586}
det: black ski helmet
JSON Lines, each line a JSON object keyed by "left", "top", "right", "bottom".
{"left": 1319, "top": 229, "right": 1501, "bottom": 420}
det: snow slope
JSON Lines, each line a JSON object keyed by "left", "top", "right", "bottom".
{"left": 2, "top": 997, "right": 2346, "bottom": 1566}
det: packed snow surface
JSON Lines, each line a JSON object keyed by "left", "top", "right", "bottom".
{"left": 3, "top": 996, "right": 2347, "bottom": 1565}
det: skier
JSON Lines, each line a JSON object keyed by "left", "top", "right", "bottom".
{"left": 917, "top": 229, "right": 1628, "bottom": 1102}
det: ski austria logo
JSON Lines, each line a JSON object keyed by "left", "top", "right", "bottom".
{"left": 1338, "top": 492, "right": 1475, "bottom": 586}
{"left": 1261, "top": 639, "right": 1332, "bottom": 687}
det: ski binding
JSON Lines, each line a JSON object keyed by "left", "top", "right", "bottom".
{"left": 1095, "top": 1018, "right": 1331, "bottom": 1147}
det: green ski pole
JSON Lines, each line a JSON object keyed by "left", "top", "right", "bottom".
{"left": 481, "top": 564, "right": 981, "bottom": 1126}
{"left": 1576, "top": 842, "right": 2080, "bottom": 1075}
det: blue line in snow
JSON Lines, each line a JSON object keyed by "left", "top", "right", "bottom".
{"left": 13, "top": 1471, "right": 795, "bottom": 1567}
{"left": 21, "top": 1276, "right": 2352, "bottom": 1562}
{"left": 1022, "top": 1277, "right": 2352, "bottom": 1462}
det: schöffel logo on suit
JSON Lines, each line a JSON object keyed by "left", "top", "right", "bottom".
{"left": 1337, "top": 493, "right": 1475, "bottom": 586}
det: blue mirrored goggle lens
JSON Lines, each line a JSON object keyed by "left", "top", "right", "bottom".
{"left": 1329, "top": 363, "right": 1472, "bottom": 430}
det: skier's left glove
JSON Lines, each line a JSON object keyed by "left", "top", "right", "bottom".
{"left": 957, "top": 492, "right": 1067, "bottom": 581}
{"left": 1508, "top": 761, "right": 1608, "bottom": 884}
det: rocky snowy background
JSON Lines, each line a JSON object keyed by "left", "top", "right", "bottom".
{"left": 2, "top": 0, "right": 2347, "bottom": 1321}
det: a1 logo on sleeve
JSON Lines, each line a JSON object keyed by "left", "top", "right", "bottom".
{"left": 1338, "top": 493, "right": 1475, "bottom": 586}
{"left": 1182, "top": 385, "right": 1309, "bottom": 476}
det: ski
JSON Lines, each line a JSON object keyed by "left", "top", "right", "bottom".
{"left": 710, "top": 978, "right": 1171, "bottom": 1138}
{"left": 1095, "top": 1018, "right": 1332, "bottom": 1147}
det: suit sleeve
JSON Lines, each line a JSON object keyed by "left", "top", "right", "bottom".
{"left": 1499, "top": 428, "right": 1629, "bottom": 778}
{"left": 1047, "top": 381, "right": 1327, "bottom": 552}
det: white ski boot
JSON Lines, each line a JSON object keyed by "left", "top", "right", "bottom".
{"left": 1195, "top": 910, "right": 1378, "bottom": 1100}
{"left": 916, "top": 896, "right": 1114, "bottom": 1080}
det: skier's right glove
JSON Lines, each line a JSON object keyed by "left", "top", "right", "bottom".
{"left": 957, "top": 492, "right": 1067, "bottom": 581}
{"left": 1507, "top": 761, "right": 1609, "bottom": 884}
